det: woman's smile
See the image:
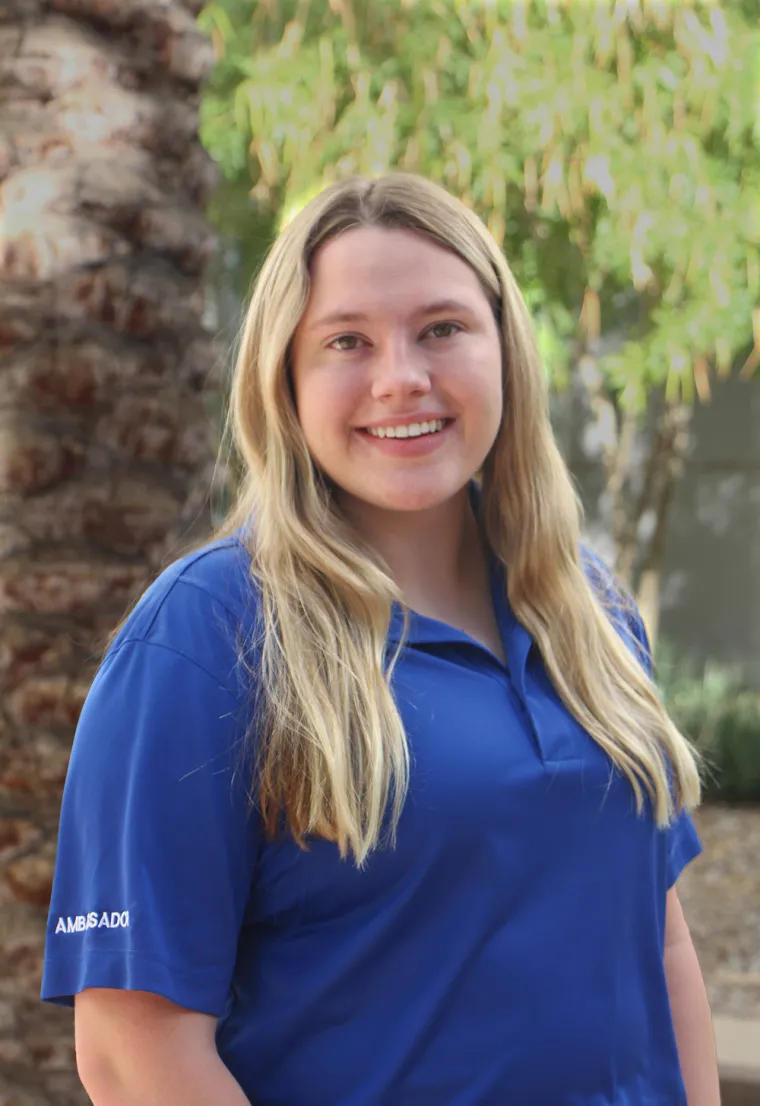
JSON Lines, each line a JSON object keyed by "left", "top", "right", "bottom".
{"left": 355, "top": 416, "right": 456, "bottom": 455}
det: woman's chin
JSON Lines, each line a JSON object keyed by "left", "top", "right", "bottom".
{"left": 337, "top": 478, "right": 471, "bottom": 517}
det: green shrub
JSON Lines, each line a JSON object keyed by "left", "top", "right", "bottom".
{"left": 656, "top": 645, "right": 760, "bottom": 804}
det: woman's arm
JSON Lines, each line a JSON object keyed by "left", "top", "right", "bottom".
{"left": 664, "top": 888, "right": 721, "bottom": 1106}
{"left": 75, "top": 989, "right": 251, "bottom": 1106}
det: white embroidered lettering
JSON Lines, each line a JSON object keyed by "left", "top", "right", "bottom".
{"left": 55, "top": 910, "right": 130, "bottom": 933}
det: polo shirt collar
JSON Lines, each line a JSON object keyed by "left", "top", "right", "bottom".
{"left": 386, "top": 551, "right": 533, "bottom": 681}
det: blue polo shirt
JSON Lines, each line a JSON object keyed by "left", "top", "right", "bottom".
{"left": 42, "top": 533, "right": 701, "bottom": 1105}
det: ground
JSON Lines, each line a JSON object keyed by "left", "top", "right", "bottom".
{"left": 679, "top": 805, "right": 760, "bottom": 1021}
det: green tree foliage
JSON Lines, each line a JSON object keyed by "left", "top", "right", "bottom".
{"left": 199, "top": 0, "right": 759, "bottom": 634}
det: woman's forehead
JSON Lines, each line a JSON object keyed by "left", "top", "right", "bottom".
{"left": 302, "top": 226, "right": 490, "bottom": 323}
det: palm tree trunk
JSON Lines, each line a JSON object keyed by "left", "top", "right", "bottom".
{"left": 0, "top": 2, "right": 219, "bottom": 1099}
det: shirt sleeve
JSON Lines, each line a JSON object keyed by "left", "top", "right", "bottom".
{"left": 664, "top": 808, "right": 702, "bottom": 888}
{"left": 610, "top": 571, "right": 703, "bottom": 887}
{"left": 41, "top": 636, "right": 260, "bottom": 1017}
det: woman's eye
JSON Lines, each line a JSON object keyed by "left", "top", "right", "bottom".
{"left": 426, "top": 321, "right": 462, "bottom": 340}
{"left": 327, "top": 324, "right": 460, "bottom": 350}
{"left": 328, "top": 334, "right": 363, "bottom": 351}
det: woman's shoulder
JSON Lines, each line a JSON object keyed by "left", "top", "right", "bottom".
{"left": 106, "top": 530, "right": 260, "bottom": 692}
{"left": 579, "top": 544, "right": 652, "bottom": 673}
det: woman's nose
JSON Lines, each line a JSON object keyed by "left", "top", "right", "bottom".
{"left": 370, "top": 341, "right": 432, "bottom": 400}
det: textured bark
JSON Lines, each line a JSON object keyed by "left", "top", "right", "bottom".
{"left": 635, "top": 402, "right": 693, "bottom": 645}
{"left": 0, "top": 1, "right": 220, "bottom": 1099}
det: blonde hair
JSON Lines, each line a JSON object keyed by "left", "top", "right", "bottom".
{"left": 216, "top": 172, "right": 701, "bottom": 865}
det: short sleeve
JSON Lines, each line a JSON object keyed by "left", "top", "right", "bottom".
{"left": 664, "top": 808, "right": 702, "bottom": 888}
{"left": 582, "top": 548, "right": 703, "bottom": 884}
{"left": 618, "top": 594, "right": 703, "bottom": 882}
{"left": 41, "top": 635, "right": 260, "bottom": 1017}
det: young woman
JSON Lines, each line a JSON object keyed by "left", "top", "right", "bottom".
{"left": 42, "top": 173, "right": 719, "bottom": 1105}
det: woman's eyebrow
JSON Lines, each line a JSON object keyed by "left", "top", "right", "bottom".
{"left": 306, "top": 298, "right": 477, "bottom": 333}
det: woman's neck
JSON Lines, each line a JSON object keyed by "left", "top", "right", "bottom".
{"left": 338, "top": 486, "right": 487, "bottom": 615}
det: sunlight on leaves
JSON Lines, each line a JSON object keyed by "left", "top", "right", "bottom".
{"left": 199, "top": 0, "right": 760, "bottom": 400}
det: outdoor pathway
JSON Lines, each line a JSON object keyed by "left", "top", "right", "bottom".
{"left": 678, "top": 806, "right": 760, "bottom": 1098}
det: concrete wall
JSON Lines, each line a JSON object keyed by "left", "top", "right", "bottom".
{"left": 563, "top": 375, "right": 760, "bottom": 687}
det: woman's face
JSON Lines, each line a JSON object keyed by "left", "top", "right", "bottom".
{"left": 290, "top": 226, "right": 503, "bottom": 516}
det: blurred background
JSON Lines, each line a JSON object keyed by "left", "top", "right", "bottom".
{"left": 1, "top": 0, "right": 758, "bottom": 1101}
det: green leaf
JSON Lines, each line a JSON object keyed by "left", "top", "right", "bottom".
{"left": 199, "top": 0, "right": 759, "bottom": 420}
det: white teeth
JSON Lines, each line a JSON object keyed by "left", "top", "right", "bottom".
{"left": 366, "top": 419, "right": 446, "bottom": 440}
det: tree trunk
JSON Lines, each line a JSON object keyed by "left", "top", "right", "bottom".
{"left": 0, "top": 2, "right": 219, "bottom": 1100}
{"left": 576, "top": 355, "right": 695, "bottom": 645}
{"left": 635, "top": 402, "right": 693, "bottom": 646}
{"left": 576, "top": 351, "right": 642, "bottom": 588}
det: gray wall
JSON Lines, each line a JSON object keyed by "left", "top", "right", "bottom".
{"left": 563, "top": 376, "right": 760, "bottom": 687}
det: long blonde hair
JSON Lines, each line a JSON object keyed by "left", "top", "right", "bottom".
{"left": 217, "top": 172, "right": 701, "bottom": 865}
